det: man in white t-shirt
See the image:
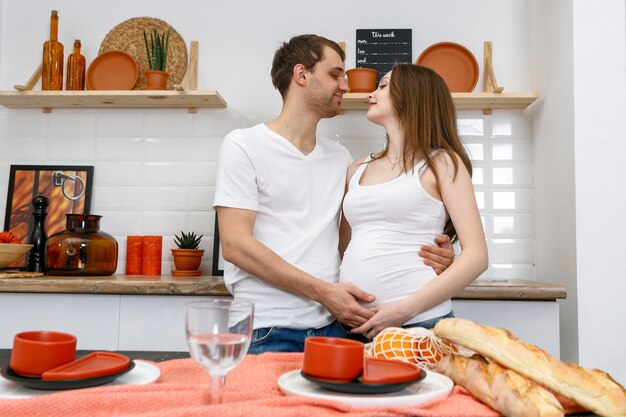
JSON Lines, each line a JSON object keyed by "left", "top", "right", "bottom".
{"left": 213, "top": 34, "right": 453, "bottom": 353}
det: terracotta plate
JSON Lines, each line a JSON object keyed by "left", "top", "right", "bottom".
{"left": 417, "top": 42, "right": 479, "bottom": 92}
{"left": 87, "top": 51, "right": 138, "bottom": 90}
{"left": 1, "top": 361, "right": 135, "bottom": 390}
{"left": 300, "top": 369, "right": 426, "bottom": 394}
{"left": 41, "top": 352, "right": 131, "bottom": 380}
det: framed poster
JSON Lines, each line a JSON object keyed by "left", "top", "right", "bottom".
{"left": 3, "top": 165, "right": 94, "bottom": 266}
{"left": 212, "top": 213, "right": 224, "bottom": 276}
{"left": 356, "top": 29, "right": 412, "bottom": 84}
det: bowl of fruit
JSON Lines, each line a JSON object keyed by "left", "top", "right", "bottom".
{"left": 0, "top": 232, "right": 33, "bottom": 268}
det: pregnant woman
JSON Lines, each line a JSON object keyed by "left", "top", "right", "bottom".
{"left": 339, "top": 64, "right": 488, "bottom": 339}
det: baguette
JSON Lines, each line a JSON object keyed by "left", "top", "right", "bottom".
{"left": 434, "top": 318, "right": 626, "bottom": 417}
{"left": 436, "top": 354, "right": 563, "bottom": 417}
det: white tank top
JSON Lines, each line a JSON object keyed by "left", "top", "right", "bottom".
{"left": 339, "top": 155, "right": 452, "bottom": 324}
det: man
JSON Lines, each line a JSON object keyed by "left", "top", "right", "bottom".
{"left": 213, "top": 34, "right": 453, "bottom": 353}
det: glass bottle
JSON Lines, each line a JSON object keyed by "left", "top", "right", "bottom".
{"left": 46, "top": 214, "right": 118, "bottom": 276}
{"left": 42, "top": 10, "right": 64, "bottom": 90}
{"left": 66, "top": 39, "right": 85, "bottom": 90}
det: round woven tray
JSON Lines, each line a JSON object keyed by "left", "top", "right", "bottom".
{"left": 99, "top": 17, "right": 187, "bottom": 90}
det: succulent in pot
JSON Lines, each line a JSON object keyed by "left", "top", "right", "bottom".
{"left": 171, "top": 231, "right": 204, "bottom": 277}
{"left": 142, "top": 28, "right": 170, "bottom": 89}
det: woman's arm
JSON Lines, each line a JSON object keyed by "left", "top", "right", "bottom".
{"left": 352, "top": 151, "right": 488, "bottom": 338}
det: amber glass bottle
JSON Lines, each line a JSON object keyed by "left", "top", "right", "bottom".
{"left": 42, "top": 10, "right": 64, "bottom": 90}
{"left": 66, "top": 40, "right": 85, "bottom": 90}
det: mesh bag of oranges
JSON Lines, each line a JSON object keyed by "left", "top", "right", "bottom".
{"left": 366, "top": 326, "right": 473, "bottom": 370}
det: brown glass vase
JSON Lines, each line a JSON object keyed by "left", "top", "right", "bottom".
{"left": 42, "top": 10, "right": 64, "bottom": 91}
{"left": 66, "top": 39, "right": 85, "bottom": 90}
{"left": 46, "top": 214, "right": 118, "bottom": 276}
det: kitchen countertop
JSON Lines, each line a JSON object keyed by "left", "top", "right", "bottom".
{"left": 0, "top": 349, "right": 189, "bottom": 365}
{"left": 0, "top": 275, "right": 566, "bottom": 300}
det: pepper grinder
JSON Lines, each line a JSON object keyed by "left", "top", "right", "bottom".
{"left": 26, "top": 194, "right": 50, "bottom": 272}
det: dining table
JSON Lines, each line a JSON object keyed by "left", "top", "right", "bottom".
{"left": 0, "top": 350, "right": 595, "bottom": 417}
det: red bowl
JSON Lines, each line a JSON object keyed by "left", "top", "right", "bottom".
{"left": 10, "top": 331, "right": 77, "bottom": 377}
{"left": 302, "top": 337, "right": 364, "bottom": 382}
{"left": 346, "top": 68, "right": 379, "bottom": 93}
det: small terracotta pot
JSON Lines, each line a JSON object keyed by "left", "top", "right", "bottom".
{"left": 145, "top": 70, "right": 168, "bottom": 90}
{"left": 346, "top": 68, "right": 378, "bottom": 93}
{"left": 171, "top": 249, "right": 204, "bottom": 272}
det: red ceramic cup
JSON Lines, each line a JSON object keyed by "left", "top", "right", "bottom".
{"left": 302, "top": 337, "right": 364, "bottom": 382}
{"left": 10, "top": 331, "right": 77, "bottom": 377}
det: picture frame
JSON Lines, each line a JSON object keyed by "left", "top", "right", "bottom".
{"left": 3, "top": 165, "right": 94, "bottom": 267}
{"left": 212, "top": 213, "right": 224, "bottom": 276}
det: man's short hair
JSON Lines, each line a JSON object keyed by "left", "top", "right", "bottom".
{"left": 271, "top": 34, "right": 345, "bottom": 99}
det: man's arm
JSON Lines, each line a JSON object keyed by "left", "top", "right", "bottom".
{"left": 420, "top": 234, "right": 455, "bottom": 275}
{"left": 217, "top": 206, "right": 375, "bottom": 327}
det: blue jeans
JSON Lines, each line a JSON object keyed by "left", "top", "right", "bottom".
{"left": 248, "top": 321, "right": 349, "bottom": 354}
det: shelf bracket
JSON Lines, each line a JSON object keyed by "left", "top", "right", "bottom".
{"left": 173, "top": 41, "right": 199, "bottom": 113}
{"left": 483, "top": 41, "right": 504, "bottom": 115}
{"left": 13, "top": 63, "right": 51, "bottom": 113}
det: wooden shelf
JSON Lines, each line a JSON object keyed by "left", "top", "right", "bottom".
{"left": 0, "top": 90, "right": 227, "bottom": 111}
{"left": 341, "top": 92, "right": 539, "bottom": 112}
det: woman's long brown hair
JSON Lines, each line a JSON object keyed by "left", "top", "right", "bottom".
{"left": 372, "top": 64, "right": 473, "bottom": 242}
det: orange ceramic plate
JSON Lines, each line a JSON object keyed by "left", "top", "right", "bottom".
{"left": 41, "top": 352, "right": 130, "bottom": 380}
{"left": 416, "top": 42, "right": 479, "bottom": 92}
{"left": 87, "top": 51, "right": 138, "bottom": 90}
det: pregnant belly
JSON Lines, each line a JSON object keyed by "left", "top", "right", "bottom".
{"left": 339, "top": 247, "right": 435, "bottom": 306}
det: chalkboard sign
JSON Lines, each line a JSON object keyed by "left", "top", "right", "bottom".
{"left": 356, "top": 29, "right": 412, "bottom": 84}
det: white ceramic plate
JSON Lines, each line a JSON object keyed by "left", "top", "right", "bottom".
{"left": 0, "top": 360, "right": 160, "bottom": 400}
{"left": 278, "top": 369, "right": 453, "bottom": 408}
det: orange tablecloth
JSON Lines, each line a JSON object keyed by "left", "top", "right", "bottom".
{"left": 0, "top": 353, "right": 499, "bottom": 417}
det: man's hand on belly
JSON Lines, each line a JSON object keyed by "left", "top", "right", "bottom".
{"left": 419, "top": 234, "right": 455, "bottom": 275}
{"left": 315, "top": 283, "right": 376, "bottom": 328}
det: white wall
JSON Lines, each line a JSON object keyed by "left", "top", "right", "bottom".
{"left": 532, "top": 0, "right": 626, "bottom": 386}
{"left": 572, "top": 0, "right": 626, "bottom": 384}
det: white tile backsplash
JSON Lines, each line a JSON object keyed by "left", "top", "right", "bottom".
{"left": 142, "top": 187, "right": 190, "bottom": 210}
{"left": 192, "top": 112, "right": 241, "bottom": 136}
{"left": 95, "top": 138, "right": 142, "bottom": 161}
{"left": 190, "top": 186, "right": 215, "bottom": 210}
{"left": 44, "top": 136, "right": 94, "bottom": 162}
{"left": 45, "top": 114, "right": 95, "bottom": 137}
{"left": 0, "top": 108, "right": 535, "bottom": 279}
{"left": 143, "top": 115, "right": 193, "bottom": 138}
{"left": 95, "top": 115, "right": 144, "bottom": 138}
{"left": 92, "top": 186, "right": 141, "bottom": 211}
{"left": 191, "top": 137, "right": 224, "bottom": 162}
{"left": 142, "top": 162, "right": 190, "bottom": 185}
{"left": 0, "top": 113, "right": 45, "bottom": 137}
{"left": 94, "top": 162, "right": 141, "bottom": 186}
{"left": 142, "top": 138, "right": 190, "bottom": 161}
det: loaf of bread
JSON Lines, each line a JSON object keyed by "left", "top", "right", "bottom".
{"left": 434, "top": 318, "right": 626, "bottom": 417}
{"left": 436, "top": 353, "right": 564, "bottom": 417}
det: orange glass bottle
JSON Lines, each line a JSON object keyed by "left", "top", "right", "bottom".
{"left": 42, "top": 10, "right": 64, "bottom": 90}
{"left": 66, "top": 40, "right": 85, "bottom": 90}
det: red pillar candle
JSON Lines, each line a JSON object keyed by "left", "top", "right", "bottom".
{"left": 142, "top": 236, "right": 162, "bottom": 276}
{"left": 125, "top": 236, "right": 143, "bottom": 275}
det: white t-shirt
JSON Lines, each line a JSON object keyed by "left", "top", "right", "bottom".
{"left": 213, "top": 124, "right": 353, "bottom": 329}
{"left": 340, "top": 156, "right": 452, "bottom": 324}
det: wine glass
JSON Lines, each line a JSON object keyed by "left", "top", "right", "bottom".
{"left": 185, "top": 298, "right": 254, "bottom": 404}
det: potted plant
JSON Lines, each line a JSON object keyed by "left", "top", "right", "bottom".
{"left": 171, "top": 231, "right": 204, "bottom": 277}
{"left": 143, "top": 28, "right": 170, "bottom": 90}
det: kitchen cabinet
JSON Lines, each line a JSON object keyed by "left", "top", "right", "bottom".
{"left": 0, "top": 277, "right": 564, "bottom": 355}
{"left": 340, "top": 92, "right": 539, "bottom": 112}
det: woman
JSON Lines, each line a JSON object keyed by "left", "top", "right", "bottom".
{"left": 339, "top": 64, "right": 488, "bottom": 339}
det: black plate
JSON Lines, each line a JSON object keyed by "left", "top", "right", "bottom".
{"left": 300, "top": 369, "right": 426, "bottom": 394}
{"left": 0, "top": 361, "right": 135, "bottom": 390}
